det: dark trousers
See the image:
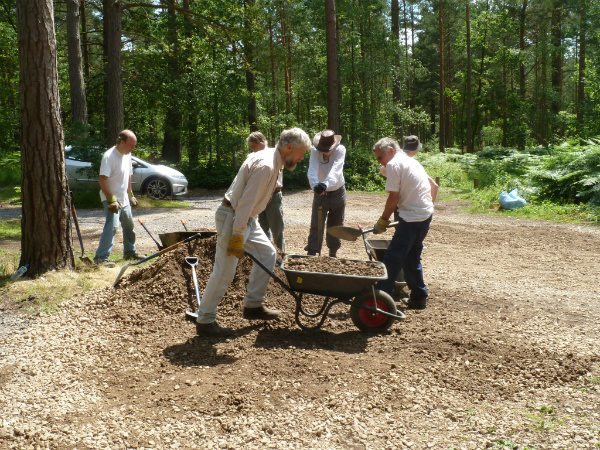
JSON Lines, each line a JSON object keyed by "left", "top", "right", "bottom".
{"left": 304, "top": 186, "right": 346, "bottom": 255}
{"left": 376, "top": 215, "right": 432, "bottom": 300}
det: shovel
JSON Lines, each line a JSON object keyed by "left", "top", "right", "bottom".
{"left": 69, "top": 192, "right": 93, "bottom": 265}
{"left": 138, "top": 218, "right": 162, "bottom": 250}
{"left": 184, "top": 257, "right": 202, "bottom": 322}
{"left": 327, "top": 221, "right": 399, "bottom": 242}
{"left": 113, "top": 232, "right": 202, "bottom": 287}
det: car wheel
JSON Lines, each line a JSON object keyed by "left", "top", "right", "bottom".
{"left": 144, "top": 177, "right": 171, "bottom": 200}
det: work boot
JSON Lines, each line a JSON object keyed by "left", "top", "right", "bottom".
{"left": 196, "top": 321, "right": 235, "bottom": 337}
{"left": 243, "top": 305, "right": 281, "bottom": 321}
{"left": 94, "top": 259, "right": 115, "bottom": 268}
{"left": 406, "top": 297, "right": 427, "bottom": 310}
{"left": 124, "top": 252, "right": 145, "bottom": 261}
{"left": 329, "top": 251, "right": 337, "bottom": 258}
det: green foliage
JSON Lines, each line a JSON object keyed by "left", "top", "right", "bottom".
{"left": 528, "top": 143, "right": 600, "bottom": 205}
{"left": 343, "top": 148, "right": 385, "bottom": 192}
{"left": 0, "top": 219, "right": 21, "bottom": 241}
{"left": 0, "top": 153, "right": 21, "bottom": 187}
{"left": 182, "top": 162, "right": 238, "bottom": 190}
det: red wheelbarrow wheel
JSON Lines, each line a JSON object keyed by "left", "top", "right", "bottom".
{"left": 350, "top": 290, "right": 397, "bottom": 333}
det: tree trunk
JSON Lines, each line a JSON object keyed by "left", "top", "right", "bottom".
{"left": 466, "top": 0, "right": 473, "bottom": 153}
{"left": 391, "top": 0, "right": 402, "bottom": 136}
{"left": 161, "top": 1, "right": 182, "bottom": 162}
{"left": 279, "top": 1, "right": 292, "bottom": 114}
{"left": 244, "top": 0, "right": 258, "bottom": 132}
{"left": 519, "top": 0, "right": 527, "bottom": 100}
{"left": 80, "top": 1, "right": 90, "bottom": 79}
{"left": 16, "top": 0, "right": 74, "bottom": 275}
{"left": 103, "top": 0, "right": 123, "bottom": 146}
{"left": 325, "top": 0, "right": 340, "bottom": 133}
{"left": 438, "top": 0, "right": 445, "bottom": 152}
{"left": 576, "top": 3, "right": 586, "bottom": 125}
{"left": 550, "top": 0, "right": 562, "bottom": 116}
{"left": 268, "top": 16, "right": 277, "bottom": 142}
{"left": 66, "top": 0, "right": 88, "bottom": 131}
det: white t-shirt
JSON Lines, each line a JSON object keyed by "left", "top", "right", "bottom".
{"left": 98, "top": 146, "right": 133, "bottom": 207}
{"left": 385, "top": 152, "right": 433, "bottom": 222}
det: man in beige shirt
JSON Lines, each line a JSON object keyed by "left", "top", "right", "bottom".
{"left": 196, "top": 128, "right": 311, "bottom": 337}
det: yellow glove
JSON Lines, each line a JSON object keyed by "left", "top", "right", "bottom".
{"left": 128, "top": 190, "right": 138, "bottom": 207}
{"left": 372, "top": 217, "right": 390, "bottom": 235}
{"left": 227, "top": 235, "right": 245, "bottom": 258}
{"left": 107, "top": 195, "right": 120, "bottom": 214}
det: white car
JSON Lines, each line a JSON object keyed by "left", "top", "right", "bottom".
{"left": 65, "top": 147, "right": 188, "bottom": 200}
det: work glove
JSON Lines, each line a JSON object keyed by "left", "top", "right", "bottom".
{"left": 128, "top": 190, "right": 138, "bottom": 207}
{"left": 226, "top": 234, "right": 245, "bottom": 258}
{"left": 314, "top": 182, "right": 327, "bottom": 195}
{"left": 107, "top": 195, "right": 121, "bottom": 214}
{"left": 372, "top": 217, "right": 390, "bottom": 235}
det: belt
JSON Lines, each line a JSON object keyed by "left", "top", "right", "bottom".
{"left": 273, "top": 187, "right": 281, "bottom": 194}
{"left": 222, "top": 198, "right": 232, "bottom": 208}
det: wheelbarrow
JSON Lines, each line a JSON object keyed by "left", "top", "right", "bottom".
{"left": 244, "top": 252, "right": 405, "bottom": 333}
{"left": 158, "top": 230, "right": 216, "bottom": 249}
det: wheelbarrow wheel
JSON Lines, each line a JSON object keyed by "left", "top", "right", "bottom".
{"left": 350, "top": 290, "right": 396, "bottom": 333}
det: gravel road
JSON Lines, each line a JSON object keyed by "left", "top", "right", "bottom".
{"left": 1, "top": 190, "right": 599, "bottom": 450}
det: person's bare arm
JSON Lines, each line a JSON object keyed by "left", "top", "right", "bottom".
{"left": 99, "top": 175, "right": 112, "bottom": 198}
{"left": 428, "top": 177, "right": 438, "bottom": 202}
{"left": 380, "top": 191, "right": 400, "bottom": 221}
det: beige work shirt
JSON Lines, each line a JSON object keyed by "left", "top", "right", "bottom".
{"left": 225, "top": 147, "right": 283, "bottom": 236}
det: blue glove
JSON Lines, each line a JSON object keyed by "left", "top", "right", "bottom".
{"left": 314, "top": 183, "right": 327, "bottom": 195}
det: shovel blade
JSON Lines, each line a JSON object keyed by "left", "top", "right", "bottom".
{"left": 326, "top": 225, "right": 364, "bottom": 241}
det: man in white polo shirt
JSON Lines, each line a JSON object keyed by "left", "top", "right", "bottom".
{"left": 371, "top": 136, "right": 434, "bottom": 310}
{"left": 196, "top": 127, "right": 311, "bottom": 337}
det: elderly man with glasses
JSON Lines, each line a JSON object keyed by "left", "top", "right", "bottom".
{"left": 371, "top": 136, "right": 434, "bottom": 310}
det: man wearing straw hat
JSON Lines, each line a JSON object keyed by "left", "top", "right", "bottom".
{"left": 305, "top": 129, "right": 347, "bottom": 258}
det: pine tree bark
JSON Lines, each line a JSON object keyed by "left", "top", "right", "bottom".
{"left": 66, "top": 0, "right": 88, "bottom": 130}
{"left": 244, "top": 0, "right": 258, "bottom": 132}
{"left": 161, "top": 1, "right": 182, "bottom": 162}
{"left": 325, "top": 0, "right": 340, "bottom": 133}
{"left": 550, "top": 0, "right": 562, "bottom": 115}
{"left": 16, "top": 0, "right": 74, "bottom": 275}
{"left": 576, "top": 2, "right": 586, "bottom": 124}
{"left": 466, "top": 0, "right": 473, "bottom": 153}
{"left": 438, "top": 0, "right": 445, "bottom": 152}
{"left": 391, "top": 0, "right": 402, "bottom": 136}
{"left": 103, "top": 0, "right": 123, "bottom": 146}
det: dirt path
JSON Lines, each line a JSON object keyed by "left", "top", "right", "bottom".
{"left": 1, "top": 190, "right": 600, "bottom": 450}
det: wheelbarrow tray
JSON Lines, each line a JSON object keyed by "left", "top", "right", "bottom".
{"left": 280, "top": 255, "right": 388, "bottom": 297}
{"left": 365, "top": 239, "right": 391, "bottom": 262}
{"left": 158, "top": 230, "right": 216, "bottom": 248}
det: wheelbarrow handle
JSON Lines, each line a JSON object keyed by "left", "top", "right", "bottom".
{"left": 244, "top": 251, "right": 295, "bottom": 298}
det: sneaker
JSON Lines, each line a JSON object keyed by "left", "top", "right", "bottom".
{"left": 124, "top": 252, "right": 145, "bottom": 261}
{"left": 196, "top": 321, "right": 235, "bottom": 337}
{"left": 95, "top": 259, "right": 115, "bottom": 268}
{"left": 406, "top": 298, "right": 427, "bottom": 310}
{"left": 243, "top": 305, "right": 281, "bottom": 321}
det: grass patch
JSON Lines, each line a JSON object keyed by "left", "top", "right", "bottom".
{"left": 1, "top": 252, "right": 156, "bottom": 309}
{"left": 0, "top": 219, "right": 21, "bottom": 240}
{"left": 0, "top": 186, "right": 21, "bottom": 204}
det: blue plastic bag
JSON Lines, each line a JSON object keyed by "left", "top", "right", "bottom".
{"left": 499, "top": 189, "right": 527, "bottom": 210}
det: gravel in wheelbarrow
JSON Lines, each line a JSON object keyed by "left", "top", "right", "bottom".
{"left": 280, "top": 255, "right": 387, "bottom": 297}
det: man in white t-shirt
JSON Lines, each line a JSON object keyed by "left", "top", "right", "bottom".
{"left": 93, "top": 130, "right": 142, "bottom": 266}
{"left": 371, "top": 136, "right": 434, "bottom": 310}
{"left": 246, "top": 131, "right": 285, "bottom": 252}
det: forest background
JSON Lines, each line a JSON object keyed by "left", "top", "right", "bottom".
{"left": 1, "top": 0, "right": 599, "bottom": 212}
